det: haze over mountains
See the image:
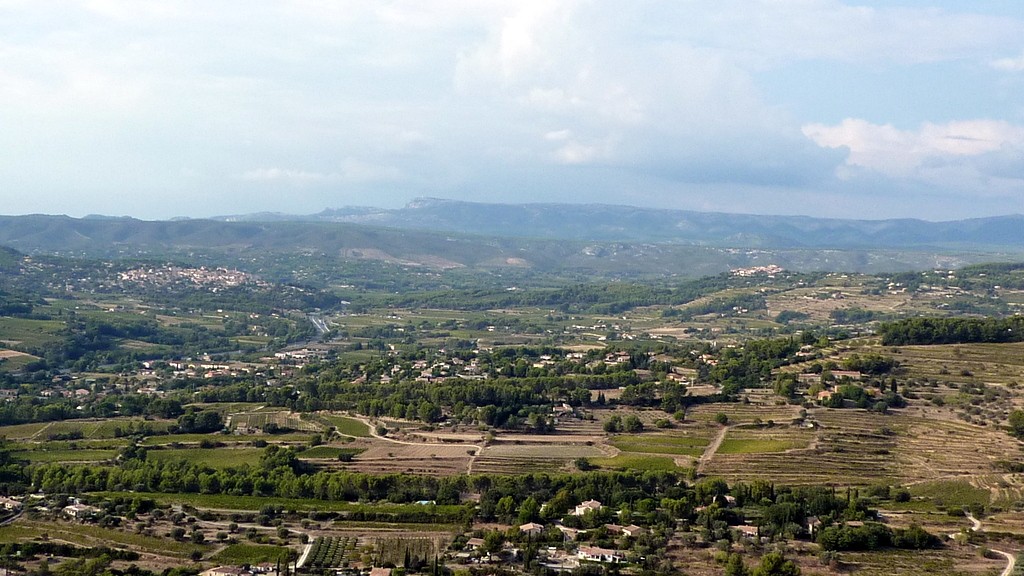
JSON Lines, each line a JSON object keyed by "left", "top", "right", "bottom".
{"left": 217, "top": 198, "right": 1024, "bottom": 251}
{"left": 2, "top": 199, "right": 1023, "bottom": 277}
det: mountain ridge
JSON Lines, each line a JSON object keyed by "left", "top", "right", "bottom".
{"left": 208, "top": 197, "right": 1024, "bottom": 251}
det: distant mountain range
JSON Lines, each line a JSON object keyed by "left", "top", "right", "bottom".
{"left": 213, "top": 198, "right": 1024, "bottom": 251}
{"left": 1, "top": 199, "right": 1022, "bottom": 277}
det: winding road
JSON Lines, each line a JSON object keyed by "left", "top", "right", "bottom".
{"left": 954, "top": 513, "right": 1016, "bottom": 576}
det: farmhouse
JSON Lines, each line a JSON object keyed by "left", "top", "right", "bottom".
{"left": 556, "top": 525, "right": 583, "bottom": 541}
{"left": 573, "top": 499, "right": 602, "bottom": 516}
{"left": 577, "top": 546, "right": 625, "bottom": 563}
{"left": 520, "top": 522, "right": 544, "bottom": 536}
{"left": 831, "top": 370, "right": 863, "bottom": 380}
{"left": 62, "top": 503, "right": 99, "bottom": 520}
{"left": 606, "top": 524, "right": 645, "bottom": 537}
{"left": 732, "top": 525, "right": 760, "bottom": 540}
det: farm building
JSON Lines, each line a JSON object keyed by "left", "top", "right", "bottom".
{"left": 519, "top": 522, "right": 544, "bottom": 536}
{"left": 573, "top": 499, "right": 602, "bottom": 515}
{"left": 62, "top": 503, "right": 99, "bottom": 520}
{"left": 578, "top": 546, "right": 625, "bottom": 563}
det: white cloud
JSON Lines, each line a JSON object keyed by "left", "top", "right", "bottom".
{"left": 239, "top": 169, "right": 328, "bottom": 183}
{"left": 803, "top": 119, "right": 1024, "bottom": 175}
{"left": 803, "top": 118, "right": 1024, "bottom": 199}
{"left": 991, "top": 53, "right": 1024, "bottom": 72}
{"left": 0, "top": 1, "right": 1023, "bottom": 219}
{"left": 339, "top": 158, "right": 402, "bottom": 182}
{"left": 241, "top": 160, "right": 400, "bottom": 184}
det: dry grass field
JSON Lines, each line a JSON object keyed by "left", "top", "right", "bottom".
{"left": 891, "top": 342, "right": 1024, "bottom": 387}
{"left": 698, "top": 406, "right": 1023, "bottom": 488}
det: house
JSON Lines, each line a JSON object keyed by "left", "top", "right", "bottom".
{"left": 577, "top": 546, "right": 625, "bottom": 563}
{"left": 62, "top": 503, "right": 100, "bottom": 520}
{"left": 831, "top": 370, "right": 863, "bottom": 381}
{"left": 732, "top": 525, "right": 760, "bottom": 540}
{"left": 556, "top": 525, "right": 583, "bottom": 541}
{"left": 798, "top": 373, "right": 821, "bottom": 385}
{"left": 622, "top": 524, "right": 645, "bottom": 537}
{"left": 807, "top": 516, "right": 823, "bottom": 536}
{"left": 573, "top": 499, "right": 602, "bottom": 516}
{"left": 465, "top": 537, "right": 485, "bottom": 550}
{"left": 520, "top": 522, "right": 544, "bottom": 536}
{"left": 0, "top": 496, "right": 22, "bottom": 511}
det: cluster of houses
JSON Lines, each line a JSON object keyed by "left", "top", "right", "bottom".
{"left": 458, "top": 500, "right": 646, "bottom": 568}
{"left": 116, "top": 266, "right": 262, "bottom": 290}
{"left": 730, "top": 265, "right": 785, "bottom": 278}
{"left": 200, "top": 564, "right": 278, "bottom": 576}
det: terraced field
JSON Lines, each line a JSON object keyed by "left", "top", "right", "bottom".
{"left": 229, "top": 409, "right": 323, "bottom": 433}
{"left": 472, "top": 442, "right": 607, "bottom": 474}
{"left": 18, "top": 448, "right": 118, "bottom": 463}
{"left": 146, "top": 447, "right": 264, "bottom": 468}
{"left": 0, "top": 421, "right": 49, "bottom": 440}
{"left": 891, "top": 342, "right": 1024, "bottom": 387}
{"left": 701, "top": 407, "right": 1022, "bottom": 486}
{"left": 687, "top": 402, "right": 803, "bottom": 425}
{"left": 319, "top": 414, "right": 371, "bottom": 437}
{"left": 702, "top": 410, "right": 889, "bottom": 484}
{"left": 888, "top": 415, "right": 1021, "bottom": 481}
{"left": 610, "top": 432, "right": 710, "bottom": 456}
{"left": 716, "top": 426, "right": 815, "bottom": 454}
{"left": 348, "top": 443, "right": 472, "bottom": 475}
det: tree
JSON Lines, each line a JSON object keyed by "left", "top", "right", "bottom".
{"left": 482, "top": 531, "right": 504, "bottom": 555}
{"left": 752, "top": 552, "right": 800, "bottom": 576}
{"left": 604, "top": 415, "right": 623, "bottom": 433}
{"left": 623, "top": 415, "right": 644, "bottom": 433}
{"left": 773, "top": 373, "right": 797, "bottom": 398}
{"left": 724, "top": 553, "right": 750, "bottom": 576}
{"left": 518, "top": 496, "right": 541, "bottom": 524}
{"left": 495, "top": 496, "right": 516, "bottom": 522}
{"left": 1009, "top": 410, "right": 1024, "bottom": 438}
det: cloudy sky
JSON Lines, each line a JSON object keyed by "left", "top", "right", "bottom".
{"left": 1, "top": 1, "right": 1023, "bottom": 220}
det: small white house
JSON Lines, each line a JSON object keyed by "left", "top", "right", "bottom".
{"left": 573, "top": 499, "right": 602, "bottom": 516}
{"left": 578, "top": 546, "right": 625, "bottom": 563}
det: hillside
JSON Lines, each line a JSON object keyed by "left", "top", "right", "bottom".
{"left": 0, "top": 213, "right": 1019, "bottom": 278}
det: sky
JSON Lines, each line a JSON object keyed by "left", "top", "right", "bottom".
{"left": 1, "top": 1, "right": 1023, "bottom": 221}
